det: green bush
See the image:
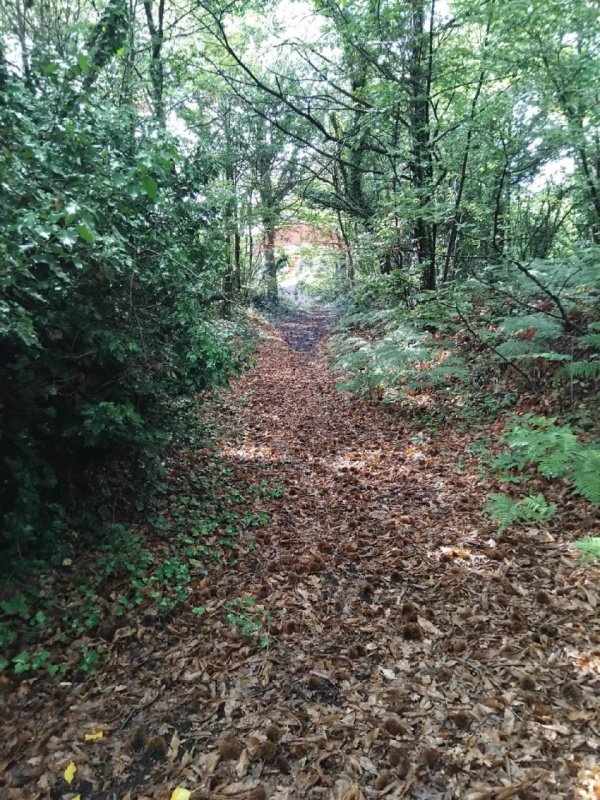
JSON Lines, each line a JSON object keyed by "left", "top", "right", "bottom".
{"left": 0, "top": 60, "right": 245, "bottom": 562}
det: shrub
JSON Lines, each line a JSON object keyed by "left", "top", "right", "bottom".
{"left": 0, "top": 62, "right": 245, "bottom": 561}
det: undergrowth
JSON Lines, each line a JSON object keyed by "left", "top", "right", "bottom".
{"left": 0, "top": 355, "right": 288, "bottom": 678}
{"left": 329, "top": 269, "right": 600, "bottom": 562}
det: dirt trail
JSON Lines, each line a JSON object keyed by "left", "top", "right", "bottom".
{"left": 273, "top": 307, "right": 339, "bottom": 352}
{"left": 185, "top": 313, "right": 598, "bottom": 799}
{"left": 3, "top": 312, "right": 598, "bottom": 799}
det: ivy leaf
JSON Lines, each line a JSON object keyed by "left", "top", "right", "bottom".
{"left": 76, "top": 223, "right": 96, "bottom": 244}
{"left": 59, "top": 229, "right": 78, "bottom": 248}
{"left": 142, "top": 176, "right": 158, "bottom": 200}
{"left": 13, "top": 651, "right": 30, "bottom": 673}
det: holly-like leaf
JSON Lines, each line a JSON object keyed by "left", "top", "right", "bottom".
{"left": 76, "top": 223, "right": 96, "bottom": 244}
{"left": 142, "top": 175, "right": 158, "bottom": 200}
{"left": 59, "top": 229, "right": 78, "bottom": 248}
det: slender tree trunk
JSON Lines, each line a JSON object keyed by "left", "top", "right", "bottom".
{"left": 143, "top": 0, "right": 165, "bottom": 127}
{"left": 491, "top": 163, "right": 509, "bottom": 259}
{"left": 222, "top": 105, "right": 239, "bottom": 310}
{"left": 442, "top": 14, "right": 492, "bottom": 282}
{"left": 14, "top": 0, "right": 30, "bottom": 82}
{"left": 243, "top": 188, "right": 255, "bottom": 301}
{"left": 234, "top": 222, "right": 241, "bottom": 293}
{"left": 264, "top": 227, "right": 277, "bottom": 303}
{"left": 409, "top": 0, "right": 436, "bottom": 289}
{"left": 337, "top": 210, "right": 354, "bottom": 282}
{"left": 258, "top": 151, "right": 279, "bottom": 303}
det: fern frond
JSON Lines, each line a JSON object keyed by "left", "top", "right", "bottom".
{"left": 561, "top": 360, "right": 600, "bottom": 379}
{"left": 483, "top": 494, "right": 518, "bottom": 532}
{"left": 517, "top": 493, "right": 557, "bottom": 521}
{"left": 579, "top": 333, "right": 600, "bottom": 348}
{"left": 536, "top": 429, "right": 581, "bottom": 478}
{"left": 499, "top": 313, "right": 563, "bottom": 340}
{"left": 483, "top": 492, "right": 557, "bottom": 532}
{"left": 496, "top": 339, "right": 540, "bottom": 359}
{"left": 495, "top": 415, "right": 579, "bottom": 477}
{"left": 572, "top": 537, "right": 600, "bottom": 563}
{"left": 335, "top": 308, "right": 395, "bottom": 331}
{"left": 512, "top": 352, "right": 572, "bottom": 362}
{"left": 571, "top": 449, "right": 600, "bottom": 506}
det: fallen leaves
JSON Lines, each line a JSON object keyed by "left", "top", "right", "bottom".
{"left": 63, "top": 761, "right": 77, "bottom": 784}
{"left": 170, "top": 788, "right": 191, "bottom": 800}
{"left": 83, "top": 730, "right": 104, "bottom": 742}
{"left": 2, "top": 311, "right": 600, "bottom": 799}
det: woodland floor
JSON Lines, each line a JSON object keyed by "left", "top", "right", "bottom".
{"left": 2, "top": 309, "right": 600, "bottom": 800}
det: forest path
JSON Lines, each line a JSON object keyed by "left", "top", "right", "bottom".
{"left": 5, "top": 313, "right": 597, "bottom": 799}
{"left": 272, "top": 306, "right": 339, "bottom": 351}
{"left": 168, "top": 312, "right": 596, "bottom": 799}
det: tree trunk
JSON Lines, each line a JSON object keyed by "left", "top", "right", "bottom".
{"left": 143, "top": 0, "right": 166, "bottom": 127}
{"left": 258, "top": 149, "right": 279, "bottom": 303}
{"left": 409, "top": 0, "right": 436, "bottom": 290}
{"left": 264, "top": 227, "right": 278, "bottom": 303}
{"left": 337, "top": 210, "right": 354, "bottom": 283}
{"left": 14, "top": 0, "right": 30, "bottom": 82}
{"left": 442, "top": 14, "right": 492, "bottom": 282}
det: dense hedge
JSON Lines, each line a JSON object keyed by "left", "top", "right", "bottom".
{"left": 0, "top": 65, "right": 241, "bottom": 560}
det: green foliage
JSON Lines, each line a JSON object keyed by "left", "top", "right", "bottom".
{"left": 485, "top": 415, "right": 600, "bottom": 549}
{"left": 0, "top": 55, "right": 250, "bottom": 557}
{"left": 225, "top": 596, "right": 271, "bottom": 647}
{"left": 499, "top": 314, "right": 563, "bottom": 340}
{"left": 561, "top": 322, "right": 600, "bottom": 380}
{"left": 570, "top": 449, "right": 600, "bottom": 506}
{"left": 0, "top": 459, "right": 286, "bottom": 675}
{"left": 572, "top": 537, "right": 600, "bottom": 564}
{"left": 495, "top": 312, "right": 565, "bottom": 363}
{"left": 492, "top": 415, "right": 600, "bottom": 506}
{"left": 483, "top": 492, "right": 557, "bottom": 532}
{"left": 330, "top": 290, "right": 467, "bottom": 403}
{"left": 564, "top": 361, "right": 600, "bottom": 379}
{"left": 493, "top": 415, "right": 581, "bottom": 479}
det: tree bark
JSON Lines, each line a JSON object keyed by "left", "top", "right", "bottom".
{"left": 263, "top": 227, "right": 278, "bottom": 303}
{"left": 408, "top": 0, "right": 436, "bottom": 289}
{"left": 143, "top": 0, "right": 166, "bottom": 127}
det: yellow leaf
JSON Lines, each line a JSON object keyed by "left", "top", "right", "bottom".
{"left": 84, "top": 730, "right": 104, "bottom": 741}
{"left": 73, "top": 796, "right": 81, "bottom": 800}
{"left": 170, "top": 788, "right": 191, "bottom": 800}
{"left": 64, "top": 761, "right": 77, "bottom": 784}
{"left": 62, "top": 558, "right": 73, "bottom": 566}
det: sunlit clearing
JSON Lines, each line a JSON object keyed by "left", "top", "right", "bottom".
{"left": 222, "top": 446, "right": 277, "bottom": 461}
{"left": 574, "top": 764, "right": 600, "bottom": 799}
{"left": 570, "top": 648, "right": 600, "bottom": 679}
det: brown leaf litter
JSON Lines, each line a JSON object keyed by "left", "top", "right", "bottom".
{"left": 1, "top": 310, "right": 599, "bottom": 800}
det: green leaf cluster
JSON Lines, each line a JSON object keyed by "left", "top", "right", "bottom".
{"left": 483, "top": 492, "right": 558, "bottom": 532}
{"left": 0, "top": 54, "right": 247, "bottom": 558}
{"left": 493, "top": 415, "right": 600, "bottom": 506}
{"left": 487, "top": 415, "right": 600, "bottom": 559}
